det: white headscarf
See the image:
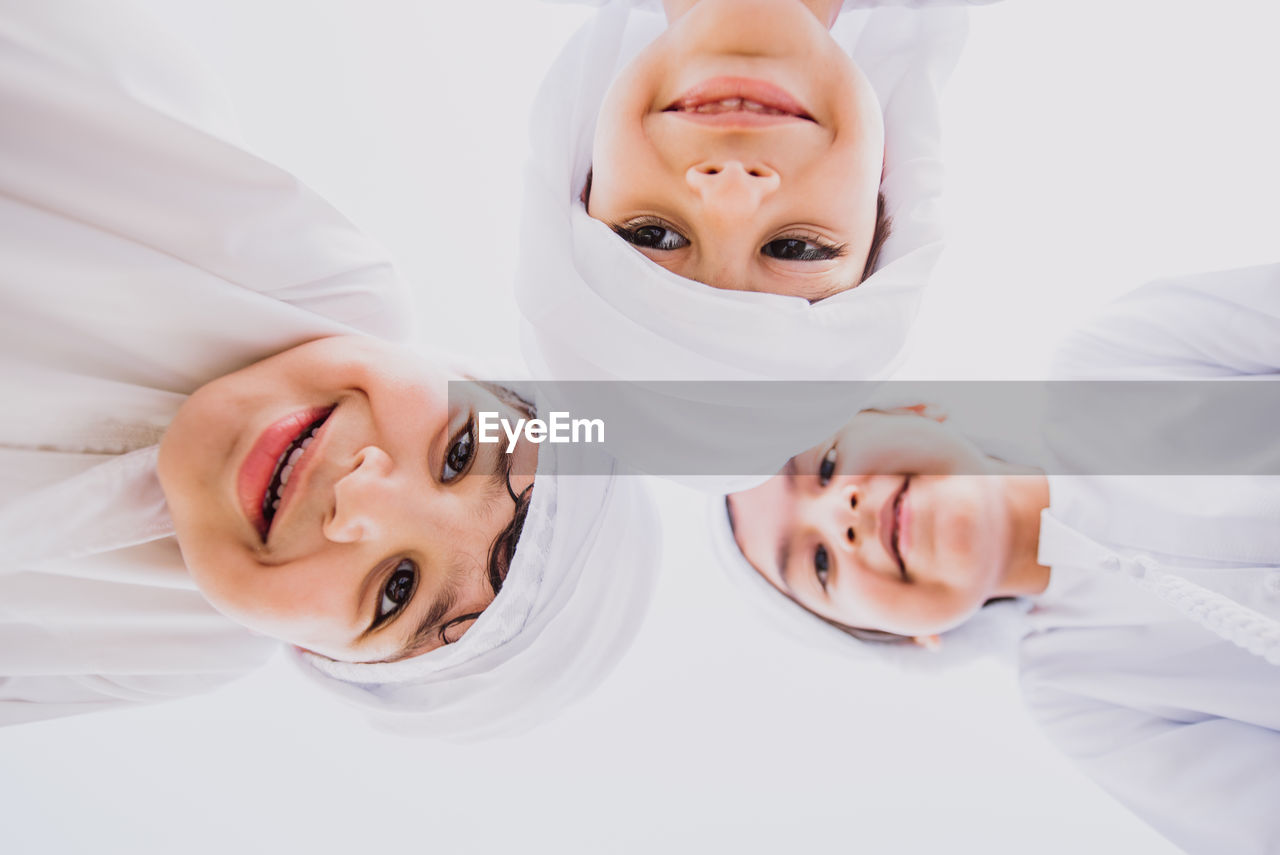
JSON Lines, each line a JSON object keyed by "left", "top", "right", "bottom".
{"left": 517, "top": 0, "right": 972, "bottom": 489}
{"left": 294, "top": 441, "right": 661, "bottom": 740}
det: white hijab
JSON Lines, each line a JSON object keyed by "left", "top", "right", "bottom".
{"left": 295, "top": 442, "right": 662, "bottom": 740}
{"left": 518, "top": 0, "right": 973, "bottom": 489}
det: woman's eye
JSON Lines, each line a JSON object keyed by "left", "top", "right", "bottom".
{"left": 818, "top": 447, "right": 837, "bottom": 486}
{"left": 814, "top": 544, "right": 830, "bottom": 590}
{"left": 443, "top": 419, "right": 476, "bottom": 483}
{"left": 614, "top": 221, "right": 690, "bottom": 251}
{"left": 762, "top": 237, "right": 846, "bottom": 262}
{"left": 377, "top": 560, "right": 417, "bottom": 623}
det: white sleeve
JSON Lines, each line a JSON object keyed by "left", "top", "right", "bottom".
{"left": 1021, "top": 671, "right": 1280, "bottom": 855}
{"left": 0, "top": 672, "right": 249, "bottom": 727}
{"left": 0, "top": 0, "right": 413, "bottom": 341}
{"left": 1053, "top": 263, "right": 1280, "bottom": 379}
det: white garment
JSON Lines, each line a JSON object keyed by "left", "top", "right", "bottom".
{"left": 710, "top": 264, "right": 1280, "bottom": 851}
{"left": 0, "top": 3, "right": 665, "bottom": 738}
{"left": 0, "top": 1, "right": 411, "bottom": 724}
{"left": 518, "top": 0, "right": 971, "bottom": 490}
{"left": 1021, "top": 263, "right": 1280, "bottom": 855}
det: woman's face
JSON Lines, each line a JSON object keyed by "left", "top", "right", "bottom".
{"left": 726, "top": 411, "right": 1015, "bottom": 637}
{"left": 587, "top": 0, "right": 885, "bottom": 301}
{"left": 157, "top": 336, "right": 536, "bottom": 664}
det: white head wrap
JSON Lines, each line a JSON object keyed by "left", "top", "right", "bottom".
{"left": 293, "top": 441, "right": 662, "bottom": 740}
{"left": 517, "top": 0, "right": 971, "bottom": 489}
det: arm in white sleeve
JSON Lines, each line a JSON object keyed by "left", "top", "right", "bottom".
{"left": 1022, "top": 673, "right": 1280, "bottom": 855}
{"left": 1053, "top": 262, "right": 1280, "bottom": 378}
{"left": 0, "top": 2, "right": 412, "bottom": 341}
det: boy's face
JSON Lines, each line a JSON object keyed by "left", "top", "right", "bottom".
{"left": 587, "top": 0, "right": 885, "bottom": 302}
{"left": 727, "top": 411, "right": 1015, "bottom": 637}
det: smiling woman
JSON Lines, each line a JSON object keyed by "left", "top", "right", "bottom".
{"left": 0, "top": 0, "right": 660, "bottom": 737}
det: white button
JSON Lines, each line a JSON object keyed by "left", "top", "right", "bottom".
{"left": 1126, "top": 555, "right": 1155, "bottom": 580}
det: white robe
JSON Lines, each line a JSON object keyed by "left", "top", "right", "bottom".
{"left": 0, "top": 2, "right": 411, "bottom": 724}
{"left": 1021, "top": 264, "right": 1280, "bottom": 854}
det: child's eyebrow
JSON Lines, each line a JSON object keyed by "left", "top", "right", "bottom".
{"left": 393, "top": 577, "right": 461, "bottom": 661}
{"left": 775, "top": 535, "right": 793, "bottom": 592}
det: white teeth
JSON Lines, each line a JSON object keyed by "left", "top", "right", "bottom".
{"left": 279, "top": 462, "right": 295, "bottom": 488}
{"left": 684, "top": 98, "right": 788, "bottom": 115}
{"left": 272, "top": 499, "right": 280, "bottom": 511}
{"left": 288, "top": 446, "right": 305, "bottom": 466}
{"left": 300, "top": 435, "right": 314, "bottom": 450}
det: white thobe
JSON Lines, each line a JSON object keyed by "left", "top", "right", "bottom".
{"left": 1020, "top": 263, "right": 1280, "bottom": 854}
{"left": 0, "top": 2, "right": 410, "bottom": 724}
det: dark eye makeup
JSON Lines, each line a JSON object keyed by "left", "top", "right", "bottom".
{"left": 373, "top": 558, "right": 418, "bottom": 628}
{"left": 611, "top": 219, "right": 690, "bottom": 251}
{"left": 442, "top": 417, "right": 477, "bottom": 483}
{"left": 762, "top": 237, "right": 847, "bottom": 262}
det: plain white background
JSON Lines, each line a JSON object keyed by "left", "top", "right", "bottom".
{"left": 2, "top": 1, "right": 1278, "bottom": 853}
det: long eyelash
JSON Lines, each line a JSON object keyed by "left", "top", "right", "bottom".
{"left": 370, "top": 563, "right": 417, "bottom": 631}
{"left": 608, "top": 216, "right": 687, "bottom": 249}
{"left": 443, "top": 415, "right": 477, "bottom": 482}
{"left": 770, "top": 234, "right": 848, "bottom": 261}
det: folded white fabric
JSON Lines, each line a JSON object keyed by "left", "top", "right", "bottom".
{"left": 518, "top": 0, "right": 972, "bottom": 490}
{"left": 295, "top": 440, "right": 662, "bottom": 740}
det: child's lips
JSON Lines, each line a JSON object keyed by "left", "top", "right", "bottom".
{"left": 664, "top": 76, "right": 815, "bottom": 123}
{"left": 878, "top": 476, "right": 910, "bottom": 580}
{"left": 237, "top": 407, "right": 333, "bottom": 542}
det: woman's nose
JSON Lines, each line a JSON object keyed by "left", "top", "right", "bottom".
{"left": 323, "top": 445, "right": 394, "bottom": 544}
{"left": 685, "top": 160, "right": 780, "bottom": 214}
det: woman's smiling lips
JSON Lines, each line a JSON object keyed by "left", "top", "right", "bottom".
{"left": 237, "top": 406, "right": 333, "bottom": 542}
{"left": 663, "top": 76, "right": 814, "bottom": 127}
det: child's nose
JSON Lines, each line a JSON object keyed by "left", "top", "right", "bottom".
{"left": 685, "top": 160, "right": 780, "bottom": 214}
{"left": 323, "top": 445, "right": 394, "bottom": 544}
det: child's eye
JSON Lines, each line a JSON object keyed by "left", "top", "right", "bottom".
{"left": 443, "top": 419, "right": 476, "bottom": 483}
{"left": 814, "top": 544, "right": 830, "bottom": 590}
{"left": 762, "top": 237, "right": 846, "bottom": 262}
{"left": 376, "top": 559, "right": 417, "bottom": 623}
{"left": 818, "top": 447, "right": 837, "bottom": 486}
{"left": 612, "top": 220, "right": 690, "bottom": 251}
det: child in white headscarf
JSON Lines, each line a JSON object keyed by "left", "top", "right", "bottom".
{"left": 0, "top": 1, "right": 660, "bottom": 738}
{"left": 518, "top": 0, "right": 988, "bottom": 489}
{"left": 714, "top": 264, "right": 1280, "bottom": 853}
